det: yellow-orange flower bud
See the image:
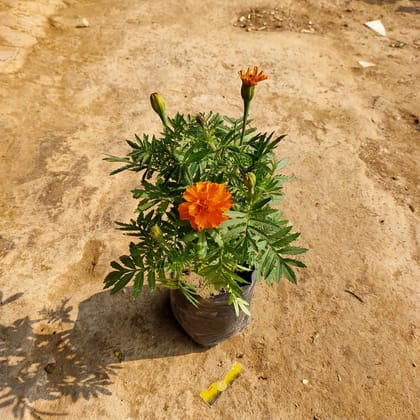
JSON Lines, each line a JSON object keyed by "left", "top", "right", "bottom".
{"left": 243, "top": 172, "right": 256, "bottom": 193}
{"left": 196, "top": 113, "right": 205, "bottom": 125}
{"left": 238, "top": 66, "right": 267, "bottom": 104}
{"left": 241, "top": 84, "right": 255, "bottom": 103}
{"left": 150, "top": 92, "right": 167, "bottom": 125}
{"left": 150, "top": 225, "right": 163, "bottom": 241}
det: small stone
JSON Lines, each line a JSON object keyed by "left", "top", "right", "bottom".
{"left": 390, "top": 41, "right": 406, "bottom": 48}
{"left": 364, "top": 20, "right": 386, "bottom": 37}
{"left": 75, "top": 18, "right": 90, "bottom": 28}
{"left": 302, "top": 379, "right": 309, "bottom": 385}
{"left": 358, "top": 60, "right": 376, "bottom": 68}
{"left": 44, "top": 363, "right": 56, "bottom": 374}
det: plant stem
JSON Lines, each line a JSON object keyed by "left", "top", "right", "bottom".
{"left": 160, "top": 114, "right": 169, "bottom": 129}
{"left": 240, "top": 100, "right": 250, "bottom": 146}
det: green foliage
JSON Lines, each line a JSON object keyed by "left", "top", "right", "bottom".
{"left": 104, "top": 106, "right": 306, "bottom": 313}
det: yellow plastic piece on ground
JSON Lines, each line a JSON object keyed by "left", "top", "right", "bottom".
{"left": 200, "top": 362, "right": 244, "bottom": 405}
{"left": 224, "top": 362, "right": 243, "bottom": 384}
{"left": 216, "top": 381, "right": 227, "bottom": 391}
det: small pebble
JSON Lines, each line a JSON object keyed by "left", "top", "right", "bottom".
{"left": 75, "top": 18, "right": 90, "bottom": 28}
{"left": 358, "top": 60, "right": 376, "bottom": 69}
{"left": 44, "top": 363, "right": 56, "bottom": 374}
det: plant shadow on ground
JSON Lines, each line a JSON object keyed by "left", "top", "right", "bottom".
{"left": 0, "top": 289, "right": 202, "bottom": 418}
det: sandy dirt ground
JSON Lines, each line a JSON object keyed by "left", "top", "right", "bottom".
{"left": 0, "top": 0, "right": 419, "bottom": 419}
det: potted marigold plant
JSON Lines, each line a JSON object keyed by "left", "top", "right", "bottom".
{"left": 104, "top": 67, "right": 307, "bottom": 346}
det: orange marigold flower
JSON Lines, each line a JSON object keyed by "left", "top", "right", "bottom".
{"left": 178, "top": 181, "right": 233, "bottom": 231}
{"left": 238, "top": 66, "right": 268, "bottom": 86}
